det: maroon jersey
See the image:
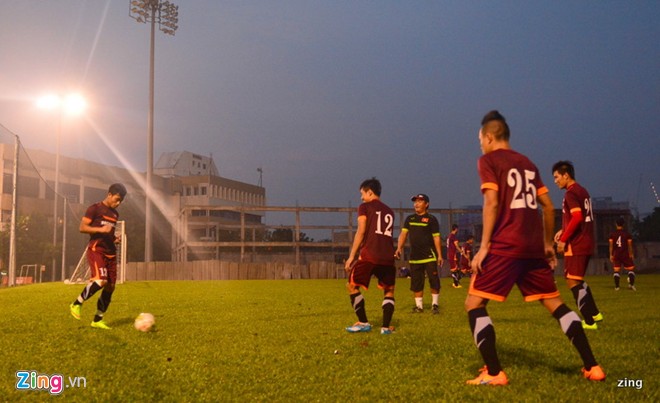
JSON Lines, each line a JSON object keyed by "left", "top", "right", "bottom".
{"left": 477, "top": 149, "right": 548, "bottom": 259}
{"left": 85, "top": 202, "right": 119, "bottom": 255}
{"left": 609, "top": 229, "right": 632, "bottom": 260}
{"left": 447, "top": 233, "right": 458, "bottom": 261}
{"left": 561, "top": 183, "right": 595, "bottom": 256}
{"left": 460, "top": 241, "right": 472, "bottom": 268}
{"left": 357, "top": 199, "right": 395, "bottom": 265}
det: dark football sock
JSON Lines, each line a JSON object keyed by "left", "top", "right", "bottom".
{"left": 468, "top": 307, "right": 501, "bottom": 375}
{"left": 350, "top": 292, "right": 368, "bottom": 323}
{"left": 381, "top": 297, "right": 395, "bottom": 328}
{"left": 570, "top": 282, "right": 598, "bottom": 324}
{"left": 552, "top": 304, "right": 598, "bottom": 369}
{"left": 613, "top": 272, "right": 620, "bottom": 288}
{"left": 77, "top": 281, "right": 103, "bottom": 304}
{"left": 93, "top": 289, "right": 113, "bottom": 322}
{"left": 628, "top": 272, "right": 635, "bottom": 286}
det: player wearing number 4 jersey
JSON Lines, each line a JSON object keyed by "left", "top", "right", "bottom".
{"left": 552, "top": 161, "right": 603, "bottom": 329}
{"left": 345, "top": 178, "right": 396, "bottom": 335}
{"left": 609, "top": 217, "right": 636, "bottom": 291}
{"left": 464, "top": 111, "right": 604, "bottom": 386}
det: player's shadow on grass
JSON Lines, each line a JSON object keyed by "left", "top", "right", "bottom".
{"left": 498, "top": 344, "right": 575, "bottom": 375}
{"left": 112, "top": 317, "right": 136, "bottom": 327}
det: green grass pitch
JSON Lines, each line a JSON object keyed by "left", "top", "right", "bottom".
{"left": 1, "top": 275, "right": 658, "bottom": 401}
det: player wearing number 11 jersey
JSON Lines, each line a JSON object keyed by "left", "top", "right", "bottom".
{"left": 464, "top": 111, "right": 604, "bottom": 386}
{"left": 345, "top": 178, "right": 396, "bottom": 335}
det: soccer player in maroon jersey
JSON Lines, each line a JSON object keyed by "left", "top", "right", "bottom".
{"left": 465, "top": 111, "right": 604, "bottom": 385}
{"left": 344, "top": 178, "right": 396, "bottom": 335}
{"left": 609, "top": 217, "right": 636, "bottom": 291}
{"left": 447, "top": 224, "right": 462, "bottom": 288}
{"left": 460, "top": 235, "right": 474, "bottom": 277}
{"left": 69, "top": 183, "right": 127, "bottom": 330}
{"left": 552, "top": 161, "right": 603, "bottom": 330}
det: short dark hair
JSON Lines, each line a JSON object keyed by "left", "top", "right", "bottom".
{"left": 360, "top": 177, "right": 382, "bottom": 196}
{"left": 552, "top": 160, "right": 575, "bottom": 179}
{"left": 451, "top": 224, "right": 458, "bottom": 231}
{"left": 109, "top": 183, "right": 127, "bottom": 199}
{"left": 615, "top": 217, "right": 625, "bottom": 227}
{"left": 466, "top": 235, "right": 474, "bottom": 241}
{"left": 481, "top": 110, "right": 510, "bottom": 141}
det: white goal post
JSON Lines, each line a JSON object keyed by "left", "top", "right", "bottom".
{"left": 66, "top": 221, "right": 127, "bottom": 284}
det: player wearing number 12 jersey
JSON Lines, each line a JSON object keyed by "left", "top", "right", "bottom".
{"left": 345, "top": 178, "right": 396, "bottom": 335}
{"left": 464, "top": 111, "right": 604, "bottom": 386}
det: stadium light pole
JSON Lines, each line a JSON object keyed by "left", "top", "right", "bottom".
{"left": 129, "top": 0, "right": 178, "bottom": 262}
{"left": 36, "top": 93, "right": 86, "bottom": 282}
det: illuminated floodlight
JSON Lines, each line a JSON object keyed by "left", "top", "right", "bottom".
{"left": 63, "top": 94, "right": 87, "bottom": 116}
{"left": 36, "top": 93, "right": 87, "bottom": 115}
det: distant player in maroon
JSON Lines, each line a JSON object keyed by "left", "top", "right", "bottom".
{"left": 460, "top": 235, "right": 474, "bottom": 276}
{"left": 465, "top": 110, "right": 604, "bottom": 385}
{"left": 69, "top": 183, "right": 127, "bottom": 330}
{"left": 552, "top": 161, "right": 602, "bottom": 329}
{"left": 447, "top": 224, "right": 461, "bottom": 287}
{"left": 609, "top": 217, "right": 636, "bottom": 290}
{"left": 344, "top": 178, "right": 396, "bottom": 335}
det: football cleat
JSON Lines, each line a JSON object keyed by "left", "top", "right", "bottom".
{"left": 90, "top": 320, "right": 111, "bottom": 330}
{"left": 411, "top": 306, "right": 424, "bottom": 313}
{"left": 380, "top": 326, "right": 395, "bottom": 335}
{"left": 69, "top": 303, "right": 81, "bottom": 320}
{"left": 593, "top": 312, "right": 604, "bottom": 322}
{"left": 615, "top": 287, "right": 620, "bottom": 291}
{"left": 452, "top": 284, "right": 462, "bottom": 289}
{"left": 582, "top": 321, "right": 598, "bottom": 330}
{"left": 582, "top": 365, "right": 606, "bottom": 381}
{"left": 630, "top": 285, "right": 636, "bottom": 291}
{"left": 346, "top": 322, "right": 371, "bottom": 333}
{"left": 432, "top": 304, "right": 440, "bottom": 314}
{"left": 466, "top": 367, "right": 509, "bottom": 386}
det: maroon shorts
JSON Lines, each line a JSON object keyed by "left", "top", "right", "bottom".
{"left": 469, "top": 254, "right": 559, "bottom": 302}
{"left": 612, "top": 256, "right": 634, "bottom": 271}
{"left": 564, "top": 255, "right": 590, "bottom": 281}
{"left": 87, "top": 248, "right": 117, "bottom": 285}
{"left": 349, "top": 260, "right": 396, "bottom": 291}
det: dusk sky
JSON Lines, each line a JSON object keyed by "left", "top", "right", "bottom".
{"left": 1, "top": 1, "right": 658, "bottom": 218}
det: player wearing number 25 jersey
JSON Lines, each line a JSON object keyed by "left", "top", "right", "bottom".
{"left": 344, "top": 178, "right": 396, "bottom": 335}
{"left": 464, "top": 111, "right": 604, "bottom": 386}
{"left": 478, "top": 148, "right": 548, "bottom": 259}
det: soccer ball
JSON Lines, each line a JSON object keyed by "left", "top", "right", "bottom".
{"left": 134, "top": 312, "right": 155, "bottom": 332}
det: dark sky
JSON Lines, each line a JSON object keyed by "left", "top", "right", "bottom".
{"left": 1, "top": 1, "right": 658, "bottom": 216}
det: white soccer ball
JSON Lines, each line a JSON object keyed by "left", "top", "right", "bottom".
{"left": 134, "top": 312, "right": 155, "bottom": 332}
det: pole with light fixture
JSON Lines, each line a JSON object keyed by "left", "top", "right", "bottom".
{"left": 36, "top": 93, "right": 86, "bottom": 281}
{"left": 128, "top": 0, "right": 178, "bottom": 262}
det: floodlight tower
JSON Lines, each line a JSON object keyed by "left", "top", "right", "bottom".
{"left": 36, "top": 93, "right": 86, "bottom": 281}
{"left": 129, "top": 0, "right": 178, "bottom": 262}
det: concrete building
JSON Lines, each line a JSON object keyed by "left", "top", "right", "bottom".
{"left": 0, "top": 144, "right": 265, "bottom": 273}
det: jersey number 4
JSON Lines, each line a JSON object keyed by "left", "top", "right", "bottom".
{"left": 374, "top": 211, "right": 394, "bottom": 237}
{"left": 508, "top": 168, "right": 538, "bottom": 209}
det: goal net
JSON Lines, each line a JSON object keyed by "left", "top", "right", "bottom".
{"left": 66, "top": 221, "right": 127, "bottom": 284}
